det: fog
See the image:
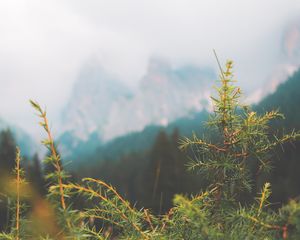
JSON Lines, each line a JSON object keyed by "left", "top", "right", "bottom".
{"left": 0, "top": 0, "right": 299, "bottom": 136}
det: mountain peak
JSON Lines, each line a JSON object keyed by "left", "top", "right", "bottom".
{"left": 59, "top": 58, "right": 216, "bottom": 155}
{"left": 60, "top": 60, "right": 132, "bottom": 141}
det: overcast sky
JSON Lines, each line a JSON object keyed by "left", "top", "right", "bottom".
{"left": 0, "top": 0, "right": 300, "bottom": 137}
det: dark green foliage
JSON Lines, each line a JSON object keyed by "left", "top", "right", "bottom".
{"left": 0, "top": 129, "right": 16, "bottom": 232}
{"left": 0, "top": 129, "right": 16, "bottom": 174}
{"left": 27, "top": 154, "right": 47, "bottom": 196}
{"left": 141, "top": 129, "right": 198, "bottom": 214}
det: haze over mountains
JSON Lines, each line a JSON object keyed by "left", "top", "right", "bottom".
{"left": 60, "top": 58, "right": 215, "bottom": 143}
{"left": 1, "top": 18, "right": 300, "bottom": 158}
{"left": 56, "top": 19, "right": 300, "bottom": 156}
{"left": 247, "top": 19, "right": 300, "bottom": 103}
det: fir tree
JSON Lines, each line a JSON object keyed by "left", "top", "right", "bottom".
{"left": 0, "top": 129, "right": 16, "bottom": 232}
{"left": 178, "top": 58, "right": 300, "bottom": 239}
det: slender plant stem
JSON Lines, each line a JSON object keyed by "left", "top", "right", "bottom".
{"left": 15, "top": 147, "right": 21, "bottom": 240}
{"left": 43, "top": 116, "right": 66, "bottom": 210}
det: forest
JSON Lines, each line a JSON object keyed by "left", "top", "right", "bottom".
{"left": 0, "top": 60, "right": 300, "bottom": 239}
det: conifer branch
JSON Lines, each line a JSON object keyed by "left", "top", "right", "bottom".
{"left": 30, "top": 100, "right": 67, "bottom": 210}
{"left": 60, "top": 182, "right": 149, "bottom": 239}
{"left": 245, "top": 215, "right": 281, "bottom": 230}
{"left": 257, "top": 182, "right": 271, "bottom": 216}
{"left": 30, "top": 100, "right": 71, "bottom": 231}
{"left": 82, "top": 178, "right": 135, "bottom": 214}
{"left": 144, "top": 209, "right": 154, "bottom": 231}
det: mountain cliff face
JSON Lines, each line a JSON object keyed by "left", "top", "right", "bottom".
{"left": 102, "top": 58, "right": 214, "bottom": 141}
{"left": 60, "top": 60, "right": 133, "bottom": 141}
{"left": 59, "top": 58, "right": 215, "bottom": 154}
